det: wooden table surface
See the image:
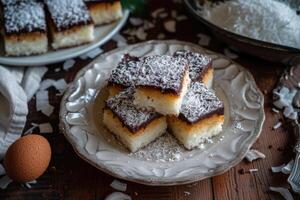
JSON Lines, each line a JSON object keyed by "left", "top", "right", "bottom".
{"left": 1, "top": 1, "right": 298, "bottom": 199}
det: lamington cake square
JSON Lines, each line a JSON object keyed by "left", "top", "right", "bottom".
{"left": 44, "top": 0, "right": 94, "bottom": 49}
{"left": 174, "top": 50, "right": 213, "bottom": 87}
{"left": 85, "top": 0, "right": 123, "bottom": 25}
{"left": 103, "top": 88, "right": 167, "bottom": 152}
{"left": 107, "top": 54, "right": 141, "bottom": 97}
{"left": 2, "top": 1, "right": 48, "bottom": 56}
{"left": 168, "top": 82, "right": 224, "bottom": 150}
{"left": 134, "top": 55, "right": 190, "bottom": 116}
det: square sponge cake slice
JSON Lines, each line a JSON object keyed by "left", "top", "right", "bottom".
{"left": 168, "top": 82, "right": 224, "bottom": 150}
{"left": 174, "top": 50, "right": 213, "bottom": 88}
{"left": 134, "top": 55, "right": 190, "bottom": 116}
{"left": 103, "top": 87, "right": 167, "bottom": 152}
{"left": 2, "top": 1, "right": 48, "bottom": 56}
{"left": 107, "top": 54, "right": 141, "bottom": 97}
{"left": 44, "top": 0, "right": 94, "bottom": 49}
{"left": 85, "top": 0, "right": 123, "bottom": 25}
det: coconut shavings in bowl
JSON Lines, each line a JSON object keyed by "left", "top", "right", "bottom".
{"left": 200, "top": 0, "right": 300, "bottom": 49}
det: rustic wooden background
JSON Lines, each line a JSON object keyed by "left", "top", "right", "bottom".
{"left": 0, "top": 0, "right": 298, "bottom": 199}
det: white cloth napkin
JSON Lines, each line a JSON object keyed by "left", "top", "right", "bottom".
{"left": 0, "top": 65, "right": 47, "bottom": 160}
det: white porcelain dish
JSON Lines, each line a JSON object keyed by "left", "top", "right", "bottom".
{"left": 59, "top": 40, "right": 265, "bottom": 186}
{"left": 0, "top": 10, "right": 129, "bottom": 67}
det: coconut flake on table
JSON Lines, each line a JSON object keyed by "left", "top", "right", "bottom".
{"left": 224, "top": 48, "right": 239, "bottom": 59}
{"left": 197, "top": 33, "right": 211, "bottom": 46}
{"left": 112, "top": 33, "right": 127, "bottom": 47}
{"left": 0, "top": 164, "right": 5, "bottom": 176}
{"left": 110, "top": 179, "right": 127, "bottom": 192}
{"left": 63, "top": 59, "right": 76, "bottom": 70}
{"left": 271, "top": 164, "right": 286, "bottom": 173}
{"left": 245, "top": 149, "right": 266, "bottom": 162}
{"left": 164, "top": 20, "right": 176, "bottom": 33}
{"left": 273, "top": 122, "right": 282, "bottom": 130}
{"left": 151, "top": 8, "right": 165, "bottom": 18}
{"left": 271, "top": 160, "right": 295, "bottom": 174}
{"left": 183, "top": 191, "right": 191, "bottom": 196}
{"left": 23, "top": 123, "right": 39, "bottom": 135}
{"left": 86, "top": 47, "right": 103, "bottom": 59}
{"left": 269, "top": 187, "right": 294, "bottom": 200}
{"left": 105, "top": 192, "right": 132, "bottom": 200}
{"left": 39, "top": 123, "right": 53, "bottom": 133}
{"left": 24, "top": 180, "right": 37, "bottom": 189}
{"left": 129, "top": 17, "right": 143, "bottom": 26}
{"left": 0, "top": 176, "right": 13, "bottom": 189}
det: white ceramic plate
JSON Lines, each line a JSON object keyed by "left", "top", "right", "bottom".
{"left": 0, "top": 10, "right": 129, "bottom": 67}
{"left": 60, "top": 40, "right": 265, "bottom": 186}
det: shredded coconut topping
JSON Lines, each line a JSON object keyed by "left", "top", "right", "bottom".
{"left": 44, "top": 0, "right": 92, "bottom": 31}
{"left": 200, "top": 0, "right": 300, "bottom": 49}
{"left": 136, "top": 55, "right": 188, "bottom": 94}
{"left": 108, "top": 54, "right": 141, "bottom": 87}
{"left": 174, "top": 50, "right": 212, "bottom": 81}
{"left": 105, "top": 88, "right": 160, "bottom": 132}
{"left": 3, "top": 1, "right": 46, "bottom": 34}
{"left": 180, "top": 82, "right": 224, "bottom": 123}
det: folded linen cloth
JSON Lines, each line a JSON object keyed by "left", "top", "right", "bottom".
{"left": 0, "top": 65, "right": 47, "bottom": 159}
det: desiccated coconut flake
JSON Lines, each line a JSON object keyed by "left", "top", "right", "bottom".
{"left": 110, "top": 179, "right": 127, "bottom": 192}
{"left": 63, "top": 59, "right": 76, "bottom": 70}
{"left": 0, "top": 176, "right": 13, "bottom": 189}
{"left": 105, "top": 192, "right": 131, "bottom": 200}
{"left": 157, "top": 33, "right": 165, "bottom": 39}
{"left": 53, "top": 79, "right": 68, "bottom": 93}
{"left": 39, "top": 123, "right": 53, "bottom": 133}
{"left": 41, "top": 104, "right": 54, "bottom": 117}
{"left": 271, "top": 164, "right": 286, "bottom": 173}
{"left": 272, "top": 108, "right": 280, "bottom": 113}
{"left": 113, "top": 33, "right": 128, "bottom": 47}
{"left": 224, "top": 48, "right": 239, "bottom": 59}
{"left": 0, "top": 164, "right": 5, "bottom": 176}
{"left": 176, "top": 15, "right": 188, "bottom": 21}
{"left": 249, "top": 168, "right": 258, "bottom": 173}
{"left": 282, "top": 160, "right": 294, "bottom": 174}
{"left": 273, "top": 122, "right": 282, "bottom": 130}
{"left": 129, "top": 17, "right": 143, "bottom": 26}
{"left": 245, "top": 149, "right": 266, "bottom": 162}
{"left": 184, "top": 191, "right": 191, "bottom": 196}
{"left": 23, "top": 123, "right": 39, "bottom": 135}
{"left": 197, "top": 33, "right": 211, "bottom": 46}
{"left": 136, "top": 27, "right": 147, "bottom": 40}
{"left": 86, "top": 47, "right": 103, "bottom": 59}
{"left": 164, "top": 20, "right": 176, "bottom": 32}
{"left": 151, "top": 8, "right": 165, "bottom": 18}
{"left": 269, "top": 187, "right": 294, "bottom": 200}
{"left": 79, "top": 53, "right": 88, "bottom": 60}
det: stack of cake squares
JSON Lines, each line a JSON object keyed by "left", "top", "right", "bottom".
{"left": 103, "top": 50, "right": 225, "bottom": 152}
{"left": 0, "top": 0, "right": 123, "bottom": 56}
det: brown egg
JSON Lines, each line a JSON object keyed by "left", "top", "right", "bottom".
{"left": 4, "top": 134, "right": 51, "bottom": 183}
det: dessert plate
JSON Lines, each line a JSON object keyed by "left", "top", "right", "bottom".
{"left": 0, "top": 10, "right": 129, "bottom": 67}
{"left": 60, "top": 40, "right": 265, "bottom": 185}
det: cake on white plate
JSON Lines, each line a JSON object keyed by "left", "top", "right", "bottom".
{"left": 134, "top": 55, "right": 190, "bottom": 116}
{"left": 174, "top": 50, "right": 213, "bottom": 88}
{"left": 168, "top": 82, "right": 224, "bottom": 150}
{"left": 84, "top": 0, "right": 123, "bottom": 25}
{"left": 44, "top": 0, "right": 94, "bottom": 49}
{"left": 1, "top": 1, "right": 48, "bottom": 56}
{"left": 107, "top": 54, "right": 141, "bottom": 97}
{"left": 103, "top": 87, "right": 167, "bottom": 152}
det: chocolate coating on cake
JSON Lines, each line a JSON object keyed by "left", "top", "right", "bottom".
{"left": 3, "top": 1, "right": 46, "bottom": 35}
{"left": 136, "top": 55, "right": 188, "bottom": 95}
{"left": 108, "top": 54, "right": 141, "bottom": 88}
{"left": 105, "top": 87, "right": 161, "bottom": 133}
{"left": 174, "top": 50, "right": 212, "bottom": 82}
{"left": 44, "top": 0, "right": 93, "bottom": 32}
{"left": 179, "top": 82, "right": 224, "bottom": 124}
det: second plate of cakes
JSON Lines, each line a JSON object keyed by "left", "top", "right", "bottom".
{"left": 0, "top": 0, "right": 129, "bottom": 66}
{"left": 60, "top": 40, "right": 265, "bottom": 185}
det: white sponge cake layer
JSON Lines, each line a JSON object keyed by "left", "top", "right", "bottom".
{"left": 50, "top": 24, "right": 94, "bottom": 49}
{"left": 134, "top": 71, "right": 190, "bottom": 115}
{"left": 4, "top": 33, "right": 47, "bottom": 56}
{"left": 103, "top": 109, "right": 167, "bottom": 152}
{"left": 168, "top": 114, "right": 224, "bottom": 149}
{"left": 87, "top": 1, "right": 123, "bottom": 25}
